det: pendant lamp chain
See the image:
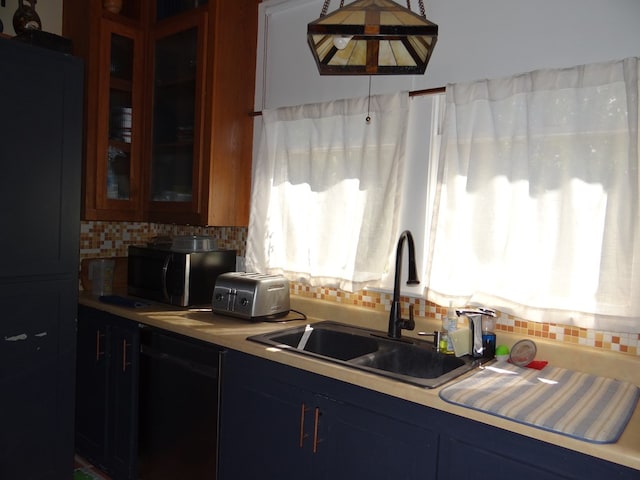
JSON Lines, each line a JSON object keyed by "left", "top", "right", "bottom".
{"left": 320, "top": 0, "right": 344, "bottom": 17}
{"left": 406, "top": 1, "right": 427, "bottom": 17}
{"left": 366, "top": 75, "right": 372, "bottom": 124}
{"left": 320, "top": 0, "right": 427, "bottom": 18}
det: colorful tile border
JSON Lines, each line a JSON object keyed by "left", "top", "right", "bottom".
{"left": 80, "top": 221, "right": 639, "bottom": 358}
{"left": 291, "top": 286, "right": 640, "bottom": 358}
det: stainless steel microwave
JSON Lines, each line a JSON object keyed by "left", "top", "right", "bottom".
{"left": 127, "top": 245, "right": 236, "bottom": 307}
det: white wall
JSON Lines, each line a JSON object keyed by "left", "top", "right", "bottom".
{"left": 0, "top": 0, "right": 62, "bottom": 36}
{"left": 256, "top": 0, "right": 640, "bottom": 110}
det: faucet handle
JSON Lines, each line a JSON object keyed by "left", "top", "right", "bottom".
{"left": 418, "top": 329, "right": 442, "bottom": 349}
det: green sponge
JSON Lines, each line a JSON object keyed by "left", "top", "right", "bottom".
{"left": 495, "top": 344, "right": 510, "bottom": 356}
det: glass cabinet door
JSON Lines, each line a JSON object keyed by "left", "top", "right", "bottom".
{"left": 96, "top": 20, "right": 143, "bottom": 212}
{"left": 149, "top": 13, "right": 206, "bottom": 206}
{"left": 108, "top": 33, "right": 133, "bottom": 200}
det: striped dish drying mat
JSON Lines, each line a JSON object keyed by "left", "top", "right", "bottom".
{"left": 439, "top": 363, "right": 639, "bottom": 443}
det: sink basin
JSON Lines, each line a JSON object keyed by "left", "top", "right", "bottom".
{"left": 261, "top": 323, "right": 380, "bottom": 360}
{"left": 248, "top": 321, "right": 484, "bottom": 388}
{"left": 350, "top": 344, "right": 466, "bottom": 378}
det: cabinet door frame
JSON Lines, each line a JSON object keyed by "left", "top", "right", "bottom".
{"left": 219, "top": 372, "right": 313, "bottom": 478}
{"left": 317, "top": 397, "right": 438, "bottom": 480}
{"left": 145, "top": 9, "right": 209, "bottom": 222}
{"left": 75, "top": 309, "right": 111, "bottom": 471}
{"left": 107, "top": 320, "right": 140, "bottom": 480}
{"left": 89, "top": 18, "right": 145, "bottom": 219}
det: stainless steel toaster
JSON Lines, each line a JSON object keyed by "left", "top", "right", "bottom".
{"left": 212, "top": 272, "right": 290, "bottom": 320}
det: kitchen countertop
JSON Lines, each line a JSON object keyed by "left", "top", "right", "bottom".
{"left": 78, "top": 291, "right": 640, "bottom": 471}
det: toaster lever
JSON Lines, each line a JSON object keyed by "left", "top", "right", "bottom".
{"left": 214, "top": 288, "right": 237, "bottom": 311}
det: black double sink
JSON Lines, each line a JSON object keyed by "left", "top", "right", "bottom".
{"left": 248, "top": 321, "right": 483, "bottom": 388}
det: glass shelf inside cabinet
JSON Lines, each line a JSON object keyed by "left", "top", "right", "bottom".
{"left": 156, "top": 0, "right": 208, "bottom": 21}
{"left": 107, "top": 32, "right": 134, "bottom": 200}
{"left": 150, "top": 27, "right": 198, "bottom": 203}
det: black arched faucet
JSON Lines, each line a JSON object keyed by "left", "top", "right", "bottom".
{"left": 387, "top": 230, "right": 420, "bottom": 339}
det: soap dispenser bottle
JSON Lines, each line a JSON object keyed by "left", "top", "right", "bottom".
{"left": 455, "top": 307, "right": 497, "bottom": 358}
{"left": 482, "top": 315, "right": 497, "bottom": 358}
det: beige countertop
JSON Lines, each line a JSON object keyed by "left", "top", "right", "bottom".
{"left": 78, "top": 292, "right": 640, "bottom": 471}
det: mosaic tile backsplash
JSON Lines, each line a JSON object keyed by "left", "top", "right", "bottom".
{"left": 80, "top": 221, "right": 247, "bottom": 258}
{"left": 80, "top": 221, "right": 639, "bottom": 358}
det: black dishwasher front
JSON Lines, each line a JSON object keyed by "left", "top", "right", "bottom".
{"left": 138, "top": 326, "right": 222, "bottom": 480}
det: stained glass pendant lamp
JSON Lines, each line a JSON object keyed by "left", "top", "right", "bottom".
{"left": 307, "top": 0, "right": 438, "bottom": 75}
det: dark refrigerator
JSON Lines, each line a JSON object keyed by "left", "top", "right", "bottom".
{"left": 0, "top": 37, "right": 83, "bottom": 479}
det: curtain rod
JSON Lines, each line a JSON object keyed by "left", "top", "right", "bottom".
{"left": 249, "top": 86, "right": 446, "bottom": 117}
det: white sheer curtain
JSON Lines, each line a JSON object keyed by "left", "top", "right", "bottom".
{"left": 246, "top": 92, "right": 409, "bottom": 292}
{"left": 427, "top": 58, "right": 640, "bottom": 333}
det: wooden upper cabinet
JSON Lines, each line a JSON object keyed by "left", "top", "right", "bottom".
{"left": 63, "top": 0, "right": 258, "bottom": 226}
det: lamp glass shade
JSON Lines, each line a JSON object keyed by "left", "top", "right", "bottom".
{"left": 307, "top": 0, "right": 438, "bottom": 75}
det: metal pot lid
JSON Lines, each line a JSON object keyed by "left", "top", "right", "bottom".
{"left": 171, "top": 235, "right": 217, "bottom": 252}
{"left": 509, "top": 339, "right": 537, "bottom": 367}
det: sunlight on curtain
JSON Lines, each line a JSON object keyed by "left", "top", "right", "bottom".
{"left": 246, "top": 92, "right": 409, "bottom": 292}
{"left": 427, "top": 58, "right": 640, "bottom": 332}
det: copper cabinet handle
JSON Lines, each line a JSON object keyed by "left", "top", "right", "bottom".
{"left": 122, "top": 339, "right": 130, "bottom": 372}
{"left": 95, "top": 329, "right": 105, "bottom": 361}
{"left": 312, "top": 407, "right": 321, "bottom": 453}
{"left": 299, "top": 403, "right": 310, "bottom": 448}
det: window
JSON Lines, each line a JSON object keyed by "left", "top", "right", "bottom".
{"left": 245, "top": 92, "right": 410, "bottom": 292}
{"left": 247, "top": 57, "right": 639, "bottom": 333}
{"left": 427, "top": 57, "right": 640, "bottom": 333}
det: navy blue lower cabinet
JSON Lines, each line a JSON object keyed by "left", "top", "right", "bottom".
{"left": 75, "top": 306, "right": 140, "bottom": 480}
{"left": 320, "top": 399, "right": 437, "bottom": 479}
{"left": 218, "top": 350, "right": 439, "bottom": 480}
{"left": 218, "top": 365, "right": 309, "bottom": 478}
{"left": 436, "top": 420, "right": 639, "bottom": 480}
{"left": 439, "top": 434, "right": 568, "bottom": 479}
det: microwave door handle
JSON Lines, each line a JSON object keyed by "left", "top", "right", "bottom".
{"left": 161, "top": 255, "right": 171, "bottom": 301}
